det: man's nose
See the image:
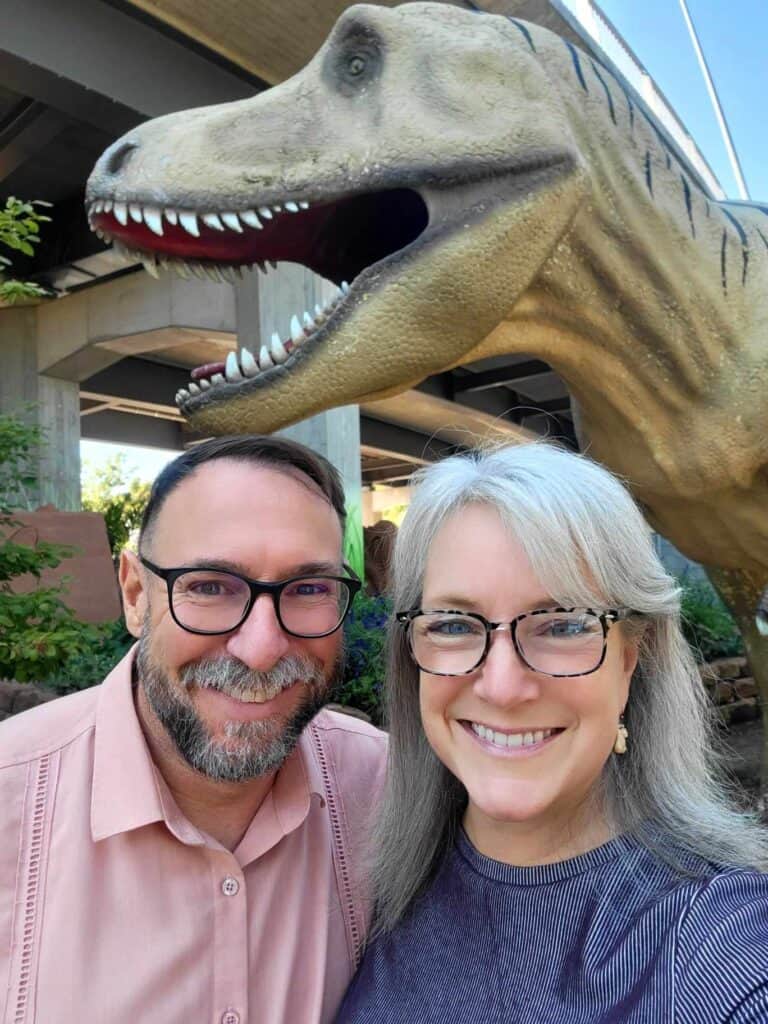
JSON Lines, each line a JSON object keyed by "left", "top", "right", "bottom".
{"left": 471, "top": 628, "right": 542, "bottom": 707}
{"left": 224, "top": 594, "right": 292, "bottom": 671}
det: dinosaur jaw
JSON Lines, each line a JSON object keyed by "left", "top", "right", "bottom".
{"left": 86, "top": 153, "right": 570, "bottom": 429}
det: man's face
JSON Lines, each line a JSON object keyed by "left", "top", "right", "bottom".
{"left": 121, "top": 459, "right": 345, "bottom": 781}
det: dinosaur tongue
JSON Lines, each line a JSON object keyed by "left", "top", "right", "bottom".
{"left": 191, "top": 362, "right": 225, "bottom": 381}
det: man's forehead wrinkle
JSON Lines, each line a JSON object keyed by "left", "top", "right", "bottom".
{"left": 169, "top": 557, "right": 342, "bottom": 577}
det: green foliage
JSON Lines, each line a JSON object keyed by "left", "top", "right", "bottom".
{"left": 0, "top": 196, "right": 52, "bottom": 304}
{"left": 680, "top": 577, "right": 744, "bottom": 663}
{"left": 46, "top": 618, "right": 134, "bottom": 694}
{"left": 333, "top": 592, "right": 390, "bottom": 725}
{"left": 81, "top": 453, "right": 151, "bottom": 560}
{"left": 0, "top": 410, "right": 95, "bottom": 683}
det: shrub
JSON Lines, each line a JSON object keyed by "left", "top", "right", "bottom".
{"left": 680, "top": 578, "right": 744, "bottom": 663}
{"left": 46, "top": 618, "right": 134, "bottom": 694}
{"left": 334, "top": 592, "right": 390, "bottom": 725}
{"left": 0, "top": 411, "right": 99, "bottom": 682}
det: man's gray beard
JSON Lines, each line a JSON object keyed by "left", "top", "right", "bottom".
{"left": 136, "top": 632, "right": 338, "bottom": 782}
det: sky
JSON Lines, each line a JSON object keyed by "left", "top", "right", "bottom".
{"left": 596, "top": 0, "right": 766, "bottom": 201}
{"left": 80, "top": 0, "right": 765, "bottom": 481}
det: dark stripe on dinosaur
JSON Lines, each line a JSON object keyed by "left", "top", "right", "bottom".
{"left": 722, "top": 208, "right": 748, "bottom": 247}
{"left": 721, "top": 230, "right": 728, "bottom": 293}
{"left": 506, "top": 16, "right": 536, "bottom": 51}
{"left": 644, "top": 151, "right": 653, "bottom": 198}
{"left": 565, "top": 41, "right": 589, "bottom": 93}
{"left": 639, "top": 108, "right": 671, "bottom": 169}
{"left": 619, "top": 82, "right": 635, "bottom": 130}
{"left": 681, "top": 175, "right": 695, "bottom": 238}
{"left": 590, "top": 60, "right": 616, "bottom": 124}
{"left": 757, "top": 228, "right": 768, "bottom": 251}
{"left": 705, "top": 200, "right": 711, "bottom": 218}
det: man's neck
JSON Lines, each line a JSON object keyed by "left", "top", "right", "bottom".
{"left": 135, "top": 684, "right": 275, "bottom": 852}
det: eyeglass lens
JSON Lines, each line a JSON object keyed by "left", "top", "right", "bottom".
{"left": 409, "top": 610, "right": 606, "bottom": 675}
{"left": 170, "top": 570, "right": 351, "bottom": 636}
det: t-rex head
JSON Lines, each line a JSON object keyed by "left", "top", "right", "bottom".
{"left": 86, "top": 3, "right": 585, "bottom": 435}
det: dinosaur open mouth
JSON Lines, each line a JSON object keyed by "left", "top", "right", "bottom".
{"left": 87, "top": 187, "right": 429, "bottom": 405}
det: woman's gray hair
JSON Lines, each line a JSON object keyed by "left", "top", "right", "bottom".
{"left": 370, "top": 440, "right": 768, "bottom": 935}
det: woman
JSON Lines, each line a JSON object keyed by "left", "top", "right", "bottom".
{"left": 337, "top": 442, "right": 768, "bottom": 1023}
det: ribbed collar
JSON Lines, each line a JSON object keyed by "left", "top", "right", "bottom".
{"left": 456, "top": 829, "right": 641, "bottom": 887}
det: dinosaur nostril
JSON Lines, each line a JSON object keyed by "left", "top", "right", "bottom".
{"left": 106, "top": 141, "right": 138, "bottom": 176}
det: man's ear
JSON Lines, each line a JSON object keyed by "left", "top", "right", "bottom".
{"left": 120, "top": 550, "right": 147, "bottom": 638}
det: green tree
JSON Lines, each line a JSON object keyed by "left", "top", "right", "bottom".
{"left": 0, "top": 196, "right": 52, "bottom": 304}
{"left": 0, "top": 412, "right": 98, "bottom": 682}
{"left": 81, "top": 454, "right": 151, "bottom": 561}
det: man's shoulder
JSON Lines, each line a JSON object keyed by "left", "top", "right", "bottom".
{"left": 310, "top": 707, "right": 388, "bottom": 788}
{"left": 0, "top": 686, "right": 100, "bottom": 768}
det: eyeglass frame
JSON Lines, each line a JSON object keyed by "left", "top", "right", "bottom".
{"left": 395, "top": 606, "right": 634, "bottom": 678}
{"left": 139, "top": 555, "right": 362, "bottom": 638}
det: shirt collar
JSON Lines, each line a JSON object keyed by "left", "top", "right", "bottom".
{"left": 91, "top": 645, "right": 166, "bottom": 841}
{"left": 91, "top": 645, "right": 325, "bottom": 849}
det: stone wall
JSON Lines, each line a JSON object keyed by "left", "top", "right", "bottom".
{"left": 699, "top": 656, "right": 760, "bottom": 726}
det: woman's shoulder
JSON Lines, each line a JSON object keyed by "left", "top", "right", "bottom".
{"left": 674, "top": 865, "right": 768, "bottom": 1021}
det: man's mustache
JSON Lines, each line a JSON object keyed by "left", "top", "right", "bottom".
{"left": 178, "top": 653, "right": 325, "bottom": 698}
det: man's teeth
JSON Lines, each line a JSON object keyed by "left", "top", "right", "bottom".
{"left": 172, "top": 285, "right": 348, "bottom": 406}
{"left": 470, "top": 724, "right": 554, "bottom": 749}
{"left": 233, "top": 686, "right": 285, "bottom": 704}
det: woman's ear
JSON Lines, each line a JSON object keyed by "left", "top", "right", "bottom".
{"left": 119, "top": 550, "right": 147, "bottom": 638}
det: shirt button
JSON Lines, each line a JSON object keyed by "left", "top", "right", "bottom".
{"left": 221, "top": 876, "right": 240, "bottom": 897}
{"left": 221, "top": 1012, "right": 240, "bottom": 1024}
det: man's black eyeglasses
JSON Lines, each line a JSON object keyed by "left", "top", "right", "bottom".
{"left": 140, "top": 556, "right": 361, "bottom": 638}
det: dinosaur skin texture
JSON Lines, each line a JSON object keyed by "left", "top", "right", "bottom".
{"left": 87, "top": 4, "right": 768, "bottom": 782}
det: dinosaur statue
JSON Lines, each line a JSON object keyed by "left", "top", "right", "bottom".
{"left": 86, "top": 3, "right": 768, "bottom": 794}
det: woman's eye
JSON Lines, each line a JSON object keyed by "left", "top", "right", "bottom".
{"left": 429, "top": 620, "right": 477, "bottom": 636}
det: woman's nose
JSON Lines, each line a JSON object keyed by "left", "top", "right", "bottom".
{"left": 471, "top": 628, "right": 541, "bottom": 707}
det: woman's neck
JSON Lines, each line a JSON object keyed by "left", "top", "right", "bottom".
{"left": 463, "top": 797, "right": 613, "bottom": 867}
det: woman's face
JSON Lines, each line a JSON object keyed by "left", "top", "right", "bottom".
{"left": 418, "top": 504, "right": 637, "bottom": 850}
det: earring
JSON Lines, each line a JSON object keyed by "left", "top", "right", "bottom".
{"left": 614, "top": 716, "right": 628, "bottom": 755}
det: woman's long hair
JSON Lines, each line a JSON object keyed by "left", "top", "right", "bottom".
{"left": 369, "top": 441, "right": 768, "bottom": 936}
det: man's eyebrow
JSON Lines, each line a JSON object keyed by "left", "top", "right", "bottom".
{"left": 178, "top": 557, "right": 343, "bottom": 577}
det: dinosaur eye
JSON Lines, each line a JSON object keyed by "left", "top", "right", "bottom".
{"left": 348, "top": 55, "right": 366, "bottom": 76}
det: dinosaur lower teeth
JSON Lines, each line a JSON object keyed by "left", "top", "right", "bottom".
{"left": 174, "top": 284, "right": 347, "bottom": 406}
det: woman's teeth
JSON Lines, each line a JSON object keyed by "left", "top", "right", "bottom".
{"left": 470, "top": 724, "right": 555, "bottom": 749}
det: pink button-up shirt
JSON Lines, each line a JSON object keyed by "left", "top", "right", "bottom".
{"left": 0, "top": 651, "right": 387, "bottom": 1024}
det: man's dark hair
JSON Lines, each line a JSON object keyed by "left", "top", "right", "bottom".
{"left": 138, "top": 435, "right": 346, "bottom": 551}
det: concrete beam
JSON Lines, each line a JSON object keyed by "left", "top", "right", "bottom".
{"left": 0, "top": 100, "right": 72, "bottom": 181}
{"left": 79, "top": 407, "right": 185, "bottom": 449}
{"left": 1, "top": 0, "right": 256, "bottom": 135}
{"left": 36, "top": 270, "right": 236, "bottom": 381}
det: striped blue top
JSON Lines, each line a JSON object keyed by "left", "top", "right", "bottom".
{"left": 336, "top": 831, "right": 768, "bottom": 1023}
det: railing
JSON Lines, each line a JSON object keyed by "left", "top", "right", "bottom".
{"left": 553, "top": 0, "right": 726, "bottom": 199}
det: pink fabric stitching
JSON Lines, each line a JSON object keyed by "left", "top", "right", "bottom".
{"left": 12, "top": 755, "right": 52, "bottom": 1024}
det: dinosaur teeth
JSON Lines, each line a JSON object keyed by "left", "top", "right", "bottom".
{"left": 284, "top": 201, "right": 299, "bottom": 213}
{"left": 225, "top": 351, "right": 243, "bottom": 381}
{"left": 179, "top": 211, "right": 200, "bottom": 237}
{"left": 240, "top": 210, "right": 262, "bottom": 230}
{"left": 258, "top": 206, "right": 273, "bottom": 220}
{"left": 203, "top": 213, "right": 225, "bottom": 232}
{"left": 270, "top": 333, "right": 289, "bottom": 364}
{"left": 113, "top": 201, "right": 128, "bottom": 226}
{"left": 240, "top": 346, "right": 259, "bottom": 377}
{"left": 164, "top": 208, "right": 178, "bottom": 226}
{"left": 129, "top": 203, "right": 143, "bottom": 223}
{"left": 188, "top": 381, "right": 201, "bottom": 395}
{"left": 221, "top": 212, "right": 242, "bottom": 233}
{"left": 259, "top": 345, "right": 275, "bottom": 370}
{"left": 143, "top": 206, "right": 164, "bottom": 236}
{"left": 290, "top": 315, "right": 304, "bottom": 343}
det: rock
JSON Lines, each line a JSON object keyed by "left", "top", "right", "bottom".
{"left": 721, "top": 700, "right": 761, "bottom": 727}
{"left": 11, "top": 683, "right": 57, "bottom": 714}
{"left": 713, "top": 681, "right": 735, "bottom": 705}
{"left": 698, "top": 663, "right": 719, "bottom": 687}
{"left": 709, "top": 657, "right": 748, "bottom": 681}
{"left": 734, "top": 678, "right": 758, "bottom": 700}
{"left": 0, "top": 680, "right": 18, "bottom": 714}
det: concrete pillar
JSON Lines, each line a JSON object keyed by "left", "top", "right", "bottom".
{"left": 234, "top": 264, "right": 363, "bottom": 574}
{"left": 0, "top": 306, "right": 81, "bottom": 510}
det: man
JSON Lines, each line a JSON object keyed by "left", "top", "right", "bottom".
{"left": 0, "top": 435, "right": 387, "bottom": 1024}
